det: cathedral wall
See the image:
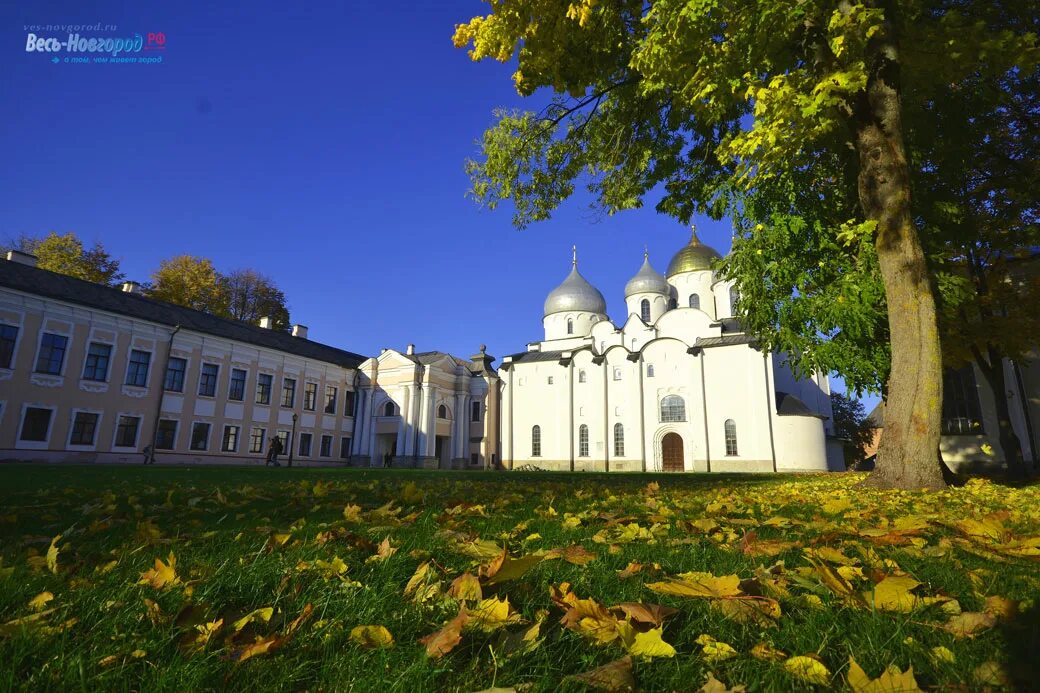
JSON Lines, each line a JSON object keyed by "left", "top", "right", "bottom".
{"left": 774, "top": 415, "right": 829, "bottom": 471}
{"left": 701, "top": 345, "right": 775, "bottom": 468}
{"left": 543, "top": 312, "right": 603, "bottom": 341}
{"left": 668, "top": 271, "right": 716, "bottom": 318}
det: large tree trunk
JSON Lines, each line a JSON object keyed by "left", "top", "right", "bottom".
{"left": 854, "top": 9, "right": 946, "bottom": 490}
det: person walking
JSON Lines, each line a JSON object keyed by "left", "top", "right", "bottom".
{"left": 266, "top": 436, "right": 283, "bottom": 467}
{"left": 142, "top": 444, "right": 155, "bottom": 465}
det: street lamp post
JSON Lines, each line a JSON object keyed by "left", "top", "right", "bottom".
{"left": 289, "top": 413, "right": 298, "bottom": 467}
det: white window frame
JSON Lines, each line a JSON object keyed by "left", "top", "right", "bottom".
{"left": 319, "top": 434, "right": 333, "bottom": 457}
{"left": 32, "top": 327, "right": 72, "bottom": 378}
{"left": 303, "top": 381, "right": 318, "bottom": 411}
{"left": 67, "top": 408, "right": 103, "bottom": 450}
{"left": 198, "top": 362, "right": 220, "bottom": 398}
{"left": 124, "top": 347, "right": 154, "bottom": 389}
{"left": 189, "top": 420, "right": 211, "bottom": 452}
{"left": 16, "top": 403, "right": 57, "bottom": 450}
{"left": 111, "top": 412, "right": 143, "bottom": 450}
{"left": 227, "top": 367, "right": 249, "bottom": 402}
{"left": 249, "top": 426, "right": 267, "bottom": 454}
{"left": 221, "top": 424, "right": 240, "bottom": 453}
{"left": 0, "top": 313, "right": 26, "bottom": 373}
{"left": 298, "top": 431, "right": 312, "bottom": 457}
{"left": 164, "top": 355, "right": 190, "bottom": 393}
{"left": 81, "top": 337, "right": 116, "bottom": 383}
{"left": 255, "top": 371, "right": 274, "bottom": 406}
{"left": 154, "top": 418, "right": 179, "bottom": 450}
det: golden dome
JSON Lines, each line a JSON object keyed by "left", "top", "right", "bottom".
{"left": 666, "top": 226, "right": 721, "bottom": 277}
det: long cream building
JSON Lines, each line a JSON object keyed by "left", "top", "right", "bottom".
{"left": 0, "top": 250, "right": 498, "bottom": 467}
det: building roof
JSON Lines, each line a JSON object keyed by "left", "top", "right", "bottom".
{"left": 864, "top": 402, "right": 884, "bottom": 427}
{"left": 666, "top": 227, "right": 722, "bottom": 277}
{"left": 0, "top": 260, "right": 368, "bottom": 369}
{"left": 543, "top": 255, "right": 607, "bottom": 317}
{"left": 505, "top": 349, "right": 569, "bottom": 364}
{"left": 694, "top": 334, "right": 758, "bottom": 348}
{"left": 624, "top": 253, "right": 670, "bottom": 297}
{"left": 776, "top": 392, "right": 825, "bottom": 418}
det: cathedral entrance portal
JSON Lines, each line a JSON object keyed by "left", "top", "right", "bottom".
{"left": 662, "top": 433, "right": 684, "bottom": 472}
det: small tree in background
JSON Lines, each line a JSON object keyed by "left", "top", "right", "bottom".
{"left": 225, "top": 269, "right": 291, "bottom": 331}
{"left": 149, "top": 255, "right": 231, "bottom": 316}
{"left": 8, "top": 232, "right": 124, "bottom": 286}
{"left": 830, "top": 392, "right": 872, "bottom": 471}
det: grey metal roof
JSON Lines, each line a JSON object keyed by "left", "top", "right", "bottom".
{"left": 694, "top": 334, "right": 758, "bottom": 348}
{"left": 0, "top": 260, "right": 368, "bottom": 369}
{"left": 775, "top": 392, "right": 824, "bottom": 418}
{"left": 544, "top": 266, "right": 607, "bottom": 317}
{"left": 624, "top": 254, "right": 669, "bottom": 297}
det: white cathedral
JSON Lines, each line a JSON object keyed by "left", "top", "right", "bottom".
{"left": 497, "top": 228, "right": 844, "bottom": 473}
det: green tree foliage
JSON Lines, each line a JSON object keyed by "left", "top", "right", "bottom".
{"left": 453, "top": 1, "right": 1037, "bottom": 489}
{"left": 225, "top": 269, "right": 291, "bottom": 331}
{"left": 10, "top": 232, "right": 124, "bottom": 286}
{"left": 149, "top": 255, "right": 231, "bottom": 316}
{"left": 829, "top": 392, "right": 873, "bottom": 471}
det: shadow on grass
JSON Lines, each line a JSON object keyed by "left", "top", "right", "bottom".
{"left": 1001, "top": 600, "right": 1040, "bottom": 690}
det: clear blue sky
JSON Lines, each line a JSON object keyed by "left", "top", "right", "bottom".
{"left": 3, "top": 1, "right": 871, "bottom": 407}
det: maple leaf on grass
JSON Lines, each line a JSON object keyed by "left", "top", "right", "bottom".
{"left": 420, "top": 604, "right": 469, "bottom": 658}
{"left": 349, "top": 625, "right": 394, "bottom": 649}
{"left": 847, "top": 657, "right": 922, "bottom": 693}
{"left": 137, "top": 552, "right": 180, "bottom": 590}
{"left": 616, "top": 621, "right": 676, "bottom": 659}
{"left": 482, "top": 549, "right": 543, "bottom": 585}
{"left": 700, "top": 672, "right": 747, "bottom": 693}
{"left": 646, "top": 571, "right": 742, "bottom": 598}
{"left": 784, "top": 656, "right": 831, "bottom": 686}
{"left": 468, "top": 596, "right": 521, "bottom": 632}
{"left": 566, "top": 656, "right": 635, "bottom": 692}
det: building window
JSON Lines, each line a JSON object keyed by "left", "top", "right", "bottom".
{"left": 276, "top": 430, "right": 289, "bottom": 450}
{"left": 942, "top": 366, "right": 985, "bottom": 434}
{"left": 281, "top": 378, "right": 296, "bottom": 407}
{"left": 35, "top": 333, "right": 68, "bottom": 375}
{"left": 190, "top": 422, "right": 211, "bottom": 451}
{"left": 125, "top": 349, "right": 151, "bottom": 387}
{"left": 114, "top": 415, "right": 141, "bottom": 448}
{"left": 198, "top": 363, "right": 219, "bottom": 397}
{"left": 82, "top": 342, "right": 112, "bottom": 381}
{"left": 472, "top": 401, "right": 480, "bottom": 422}
{"left": 345, "top": 390, "right": 356, "bottom": 416}
{"left": 155, "top": 419, "right": 178, "bottom": 450}
{"left": 164, "top": 357, "right": 187, "bottom": 392}
{"left": 383, "top": 401, "right": 396, "bottom": 417}
{"left": 325, "top": 385, "right": 338, "bottom": 414}
{"left": 725, "top": 419, "right": 738, "bottom": 456}
{"left": 471, "top": 453, "right": 480, "bottom": 466}
{"left": 547, "top": 376, "right": 554, "bottom": 385}
{"left": 578, "top": 424, "right": 589, "bottom": 457}
{"left": 249, "top": 427, "right": 266, "bottom": 454}
{"left": 19, "top": 407, "right": 53, "bottom": 442}
{"left": 69, "top": 411, "right": 99, "bottom": 446}
{"left": 256, "top": 373, "right": 272, "bottom": 405}
{"left": 640, "top": 299, "right": 651, "bottom": 322}
{"left": 613, "top": 367, "right": 622, "bottom": 381}
{"left": 340, "top": 436, "right": 352, "bottom": 459}
{"left": 221, "top": 425, "right": 240, "bottom": 452}
{"left": 298, "top": 432, "right": 312, "bottom": 457}
{"left": 228, "top": 368, "right": 247, "bottom": 401}
{"left": 304, "top": 382, "right": 318, "bottom": 411}
{"left": 660, "top": 395, "right": 686, "bottom": 422}
{"left": 0, "top": 324, "right": 18, "bottom": 369}
{"left": 729, "top": 287, "right": 740, "bottom": 314}
{"left": 567, "top": 320, "right": 574, "bottom": 335}
{"left": 320, "top": 434, "right": 333, "bottom": 457}
{"left": 578, "top": 370, "right": 587, "bottom": 383}
{"left": 614, "top": 423, "right": 625, "bottom": 457}
{"left": 668, "top": 297, "right": 678, "bottom": 310}
{"left": 689, "top": 293, "right": 700, "bottom": 309}
{"left": 531, "top": 425, "right": 541, "bottom": 457}
{"left": 438, "top": 404, "right": 448, "bottom": 419}
{"left": 647, "top": 364, "right": 655, "bottom": 378}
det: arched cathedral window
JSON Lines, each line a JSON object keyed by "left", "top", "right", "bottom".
{"left": 640, "top": 299, "right": 651, "bottom": 322}
{"left": 383, "top": 401, "right": 396, "bottom": 417}
{"left": 579, "top": 370, "right": 587, "bottom": 383}
{"left": 438, "top": 404, "right": 448, "bottom": 419}
{"left": 689, "top": 293, "right": 700, "bottom": 309}
{"left": 531, "top": 425, "right": 541, "bottom": 457}
{"left": 567, "top": 319, "right": 574, "bottom": 335}
{"left": 660, "top": 395, "right": 686, "bottom": 422}
{"left": 613, "top": 423, "right": 624, "bottom": 457}
{"left": 578, "top": 424, "right": 589, "bottom": 457}
{"left": 725, "top": 419, "right": 738, "bottom": 455}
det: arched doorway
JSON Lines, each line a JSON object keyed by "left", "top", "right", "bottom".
{"left": 662, "top": 432, "right": 684, "bottom": 472}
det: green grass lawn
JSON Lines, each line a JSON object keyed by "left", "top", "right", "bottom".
{"left": 0, "top": 464, "right": 1037, "bottom": 691}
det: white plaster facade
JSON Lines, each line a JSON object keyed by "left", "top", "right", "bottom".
{"left": 499, "top": 230, "right": 843, "bottom": 473}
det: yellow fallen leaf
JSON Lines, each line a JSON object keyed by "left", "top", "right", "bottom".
{"left": 567, "top": 655, "right": 635, "bottom": 692}
{"left": 468, "top": 596, "right": 521, "bottom": 632}
{"left": 233, "top": 607, "right": 275, "bottom": 632}
{"left": 349, "top": 624, "right": 394, "bottom": 648}
{"left": 342, "top": 504, "right": 363, "bottom": 522}
{"left": 192, "top": 618, "right": 223, "bottom": 649}
{"left": 973, "top": 661, "right": 1007, "bottom": 686}
{"left": 617, "top": 622, "right": 676, "bottom": 659}
{"left": 646, "top": 572, "right": 742, "bottom": 598}
{"left": 420, "top": 605, "right": 468, "bottom": 658}
{"left": 944, "top": 611, "right": 996, "bottom": 638}
{"left": 696, "top": 634, "right": 738, "bottom": 663}
{"left": 700, "top": 672, "right": 747, "bottom": 692}
{"left": 448, "top": 573, "right": 483, "bottom": 602}
{"left": 862, "top": 576, "right": 939, "bottom": 612}
{"left": 404, "top": 561, "right": 432, "bottom": 597}
{"left": 235, "top": 634, "right": 280, "bottom": 663}
{"left": 784, "top": 656, "right": 831, "bottom": 686}
{"left": 46, "top": 534, "right": 61, "bottom": 574}
{"left": 365, "top": 537, "right": 398, "bottom": 563}
{"left": 28, "top": 591, "right": 54, "bottom": 611}
{"left": 847, "top": 657, "right": 921, "bottom": 692}
{"left": 751, "top": 642, "right": 786, "bottom": 661}
{"left": 130, "top": 649, "right": 147, "bottom": 659}
{"left": 137, "top": 552, "right": 180, "bottom": 590}
{"left": 929, "top": 646, "right": 955, "bottom": 664}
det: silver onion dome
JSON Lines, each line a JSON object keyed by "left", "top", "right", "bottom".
{"left": 543, "top": 247, "right": 608, "bottom": 317}
{"left": 624, "top": 251, "right": 669, "bottom": 297}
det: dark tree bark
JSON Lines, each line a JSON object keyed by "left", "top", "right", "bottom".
{"left": 854, "top": 7, "right": 946, "bottom": 489}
